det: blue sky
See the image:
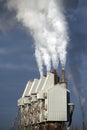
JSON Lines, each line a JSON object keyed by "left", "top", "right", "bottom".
{"left": 0, "top": 0, "right": 87, "bottom": 130}
{"left": 0, "top": 27, "right": 40, "bottom": 129}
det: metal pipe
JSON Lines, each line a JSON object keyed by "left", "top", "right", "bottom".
{"left": 54, "top": 69, "right": 57, "bottom": 85}
{"left": 67, "top": 103, "right": 75, "bottom": 130}
{"left": 61, "top": 68, "right": 65, "bottom": 82}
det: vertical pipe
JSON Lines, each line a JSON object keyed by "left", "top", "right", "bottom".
{"left": 54, "top": 69, "right": 57, "bottom": 85}
{"left": 67, "top": 103, "right": 75, "bottom": 130}
{"left": 61, "top": 68, "right": 65, "bottom": 82}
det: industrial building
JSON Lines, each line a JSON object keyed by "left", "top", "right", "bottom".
{"left": 11, "top": 68, "right": 74, "bottom": 130}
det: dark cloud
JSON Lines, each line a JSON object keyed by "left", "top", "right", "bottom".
{"left": 66, "top": 0, "right": 87, "bottom": 88}
{"left": 63, "top": 0, "right": 79, "bottom": 9}
{"left": 66, "top": 2, "right": 87, "bottom": 122}
{"left": 0, "top": 0, "right": 17, "bottom": 33}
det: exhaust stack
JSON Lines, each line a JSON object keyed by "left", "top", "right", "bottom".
{"left": 61, "top": 68, "right": 65, "bottom": 82}
{"left": 54, "top": 69, "right": 57, "bottom": 85}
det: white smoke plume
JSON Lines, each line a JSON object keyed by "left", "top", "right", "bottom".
{"left": 7, "top": 0, "right": 69, "bottom": 76}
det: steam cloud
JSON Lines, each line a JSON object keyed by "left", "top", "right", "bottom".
{"left": 7, "top": 0, "right": 69, "bottom": 76}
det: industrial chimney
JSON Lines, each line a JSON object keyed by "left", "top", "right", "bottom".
{"left": 54, "top": 69, "right": 57, "bottom": 85}
{"left": 61, "top": 68, "right": 65, "bottom": 82}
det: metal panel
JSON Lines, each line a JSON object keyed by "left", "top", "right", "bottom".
{"left": 18, "top": 98, "right": 24, "bottom": 106}
{"left": 31, "top": 94, "right": 37, "bottom": 102}
{"left": 23, "top": 97, "right": 31, "bottom": 104}
{"left": 37, "top": 91, "right": 44, "bottom": 100}
{"left": 31, "top": 76, "right": 46, "bottom": 102}
{"left": 42, "top": 72, "right": 54, "bottom": 91}
{"left": 37, "top": 73, "right": 54, "bottom": 100}
{"left": 47, "top": 84, "right": 69, "bottom": 121}
{"left": 28, "top": 79, "right": 39, "bottom": 96}
{"left": 22, "top": 81, "right": 33, "bottom": 98}
{"left": 35, "top": 76, "right": 46, "bottom": 93}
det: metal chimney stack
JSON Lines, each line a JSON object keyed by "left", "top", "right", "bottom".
{"left": 54, "top": 69, "right": 57, "bottom": 85}
{"left": 61, "top": 68, "right": 65, "bottom": 82}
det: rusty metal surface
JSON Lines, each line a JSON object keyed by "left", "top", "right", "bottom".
{"left": 24, "top": 122, "right": 67, "bottom": 130}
